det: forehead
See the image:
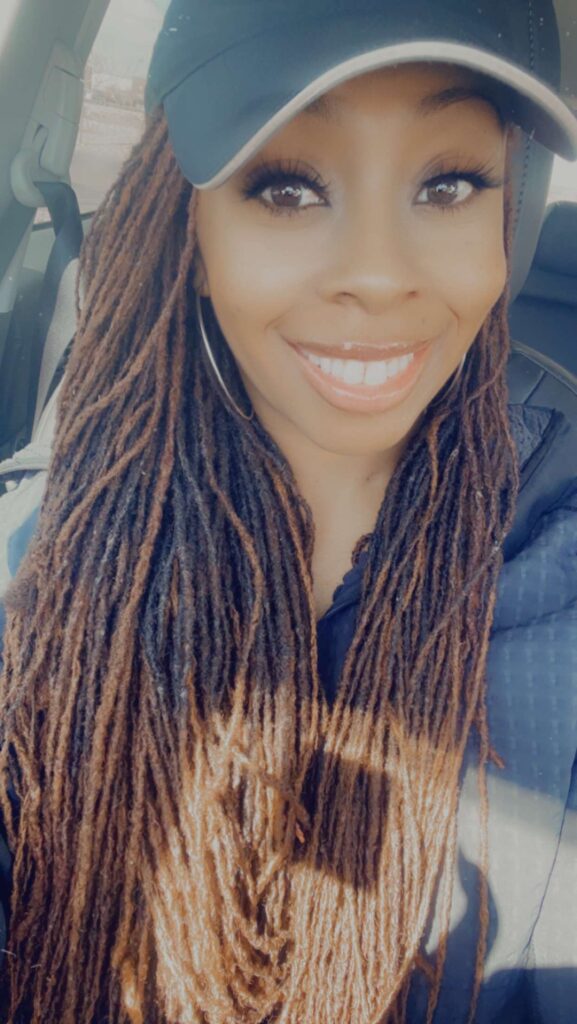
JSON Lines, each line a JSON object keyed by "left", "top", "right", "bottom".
{"left": 297, "top": 63, "right": 504, "bottom": 129}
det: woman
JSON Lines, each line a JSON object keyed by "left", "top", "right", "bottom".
{"left": 1, "top": 0, "right": 576, "bottom": 1021}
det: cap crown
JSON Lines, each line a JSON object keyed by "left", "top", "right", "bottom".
{"left": 145, "top": 0, "right": 561, "bottom": 115}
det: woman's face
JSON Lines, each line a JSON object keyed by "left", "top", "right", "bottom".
{"left": 193, "top": 63, "right": 508, "bottom": 465}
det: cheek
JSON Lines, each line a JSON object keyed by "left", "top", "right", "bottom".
{"left": 417, "top": 201, "right": 507, "bottom": 327}
{"left": 194, "top": 206, "right": 319, "bottom": 412}
{"left": 195, "top": 202, "right": 312, "bottom": 331}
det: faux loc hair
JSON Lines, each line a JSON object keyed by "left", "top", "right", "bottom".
{"left": 0, "top": 106, "right": 519, "bottom": 1024}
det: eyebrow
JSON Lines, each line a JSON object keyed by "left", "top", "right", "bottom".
{"left": 302, "top": 93, "right": 345, "bottom": 122}
{"left": 303, "top": 84, "right": 504, "bottom": 126}
{"left": 418, "top": 85, "right": 505, "bottom": 125}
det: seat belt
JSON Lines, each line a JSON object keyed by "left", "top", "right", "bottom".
{"left": 29, "top": 180, "right": 83, "bottom": 435}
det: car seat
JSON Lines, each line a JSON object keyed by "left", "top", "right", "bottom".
{"left": 509, "top": 201, "right": 577, "bottom": 376}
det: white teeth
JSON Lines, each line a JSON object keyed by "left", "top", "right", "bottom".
{"left": 303, "top": 351, "right": 414, "bottom": 385}
{"left": 343, "top": 360, "right": 365, "bottom": 384}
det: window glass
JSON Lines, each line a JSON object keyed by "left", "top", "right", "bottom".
{"left": 34, "top": 0, "right": 168, "bottom": 225}
{"left": 547, "top": 82, "right": 577, "bottom": 204}
{"left": 549, "top": 13, "right": 577, "bottom": 205}
{"left": 0, "top": 0, "right": 20, "bottom": 58}
{"left": 548, "top": 152, "right": 577, "bottom": 204}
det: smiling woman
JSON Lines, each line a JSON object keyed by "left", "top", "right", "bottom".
{"left": 192, "top": 63, "right": 510, "bottom": 617}
{"left": 0, "top": 2, "right": 576, "bottom": 1024}
{"left": 193, "top": 64, "right": 507, "bottom": 447}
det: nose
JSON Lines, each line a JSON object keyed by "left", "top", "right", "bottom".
{"left": 320, "top": 190, "right": 423, "bottom": 315}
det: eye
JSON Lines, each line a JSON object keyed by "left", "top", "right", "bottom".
{"left": 241, "top": 159, "right": 329, "bottom": 217}
{"left": 241, "top": 159, "right": 503, "bottom": 217}
{"left": 415, "top": 170, "right": 501, "bottom": 210}
{"left": 260, "top": 178, "right": 323, "bottom": 213}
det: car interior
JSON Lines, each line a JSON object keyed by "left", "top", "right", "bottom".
{"left": 0, "top": 0, "right": 576, "bottom": 490}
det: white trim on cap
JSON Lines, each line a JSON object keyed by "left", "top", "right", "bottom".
{"left": 195, "top": 39, "right": 577, "bottom": 188}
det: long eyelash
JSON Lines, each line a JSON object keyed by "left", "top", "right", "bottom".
{"left": 422, "top": 160, "right": 504, "bottom": 211}
{"left": 421, "top": 169, "right": 504, "bottom": 217}
{"left": 240, "top": 157, "right": 504, "bottom": 218}
{"left": 423, "top": 153, "right": 504, "bottom": 185}
{"left": 240, "top": 158, "right": 328, "bottom": 216}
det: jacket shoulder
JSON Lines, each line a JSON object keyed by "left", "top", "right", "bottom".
{"left": 505, "top": 403, "right": 577, "bottom": 561}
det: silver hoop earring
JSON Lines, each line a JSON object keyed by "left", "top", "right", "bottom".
{"left": 196, "top": 293, "right": 255, "bottom": 423}
{"left": 450, "top": 353, "right": 467, "bottom": 389}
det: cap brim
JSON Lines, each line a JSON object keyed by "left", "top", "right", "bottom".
{"left": 164, "top": 30, "right": 577, "bottom": 189}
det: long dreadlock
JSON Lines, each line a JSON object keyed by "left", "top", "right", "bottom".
{"left": 0, "top": 104, "right": 519, "bottom": 1023}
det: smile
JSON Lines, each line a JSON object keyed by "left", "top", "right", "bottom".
{"left": 299, "top": 349, "right": 415, "bottom": 386}
{"left": 287, "top": 338, "right": 432, "bottom": 414}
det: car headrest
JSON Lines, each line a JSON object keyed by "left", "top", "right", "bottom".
{"left": 533, "top": 201, "right": 577, "bottom": 277}
{"left": 508, "top": 0, "right": 562, "bottom": 302}
{"left": 509, "top": 138, "right": 556, "bottom": 301}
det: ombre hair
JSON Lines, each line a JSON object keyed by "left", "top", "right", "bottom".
{"left": 0, "top": 105, "right": 519, "bottom": 1024}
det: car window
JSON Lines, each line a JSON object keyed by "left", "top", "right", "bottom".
{"left": 34, "top": 0, "right": 169, "bottom": 225}
{"left": 548, "top": 38, "right": 577, "bottom": 204}
{"left": 0, "top": 1, "right": 20, "bottom": 57}
{"left": 548, "top": 151, "right": 577, "bottom": 203}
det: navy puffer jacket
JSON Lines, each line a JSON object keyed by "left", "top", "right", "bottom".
{"left": 1, "top": 401, "right": 576, "bottom": 1022}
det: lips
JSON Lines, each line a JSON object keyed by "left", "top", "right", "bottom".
{"left": 288, "top": 334, "right": 432, "bottom": 414}
{"left": 285, "top": 337, "right": 430, "bottom": 361}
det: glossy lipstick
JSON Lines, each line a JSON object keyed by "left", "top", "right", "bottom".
{"left": 287, "top": 338, "right": 432, "bottom": 413}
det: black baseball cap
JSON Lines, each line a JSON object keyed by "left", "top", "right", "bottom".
{"left": 145, "top": 0, "right": 577, "bottom": 189}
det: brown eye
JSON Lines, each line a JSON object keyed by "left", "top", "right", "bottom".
{"left": 416, "top": 177, "right": 475, "bottom": 208}
{"left": 263, "top": 181, "right": 321, "bottom": 211}
{"left": 241, "top": 161, "right": 330, "bottom": 217}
